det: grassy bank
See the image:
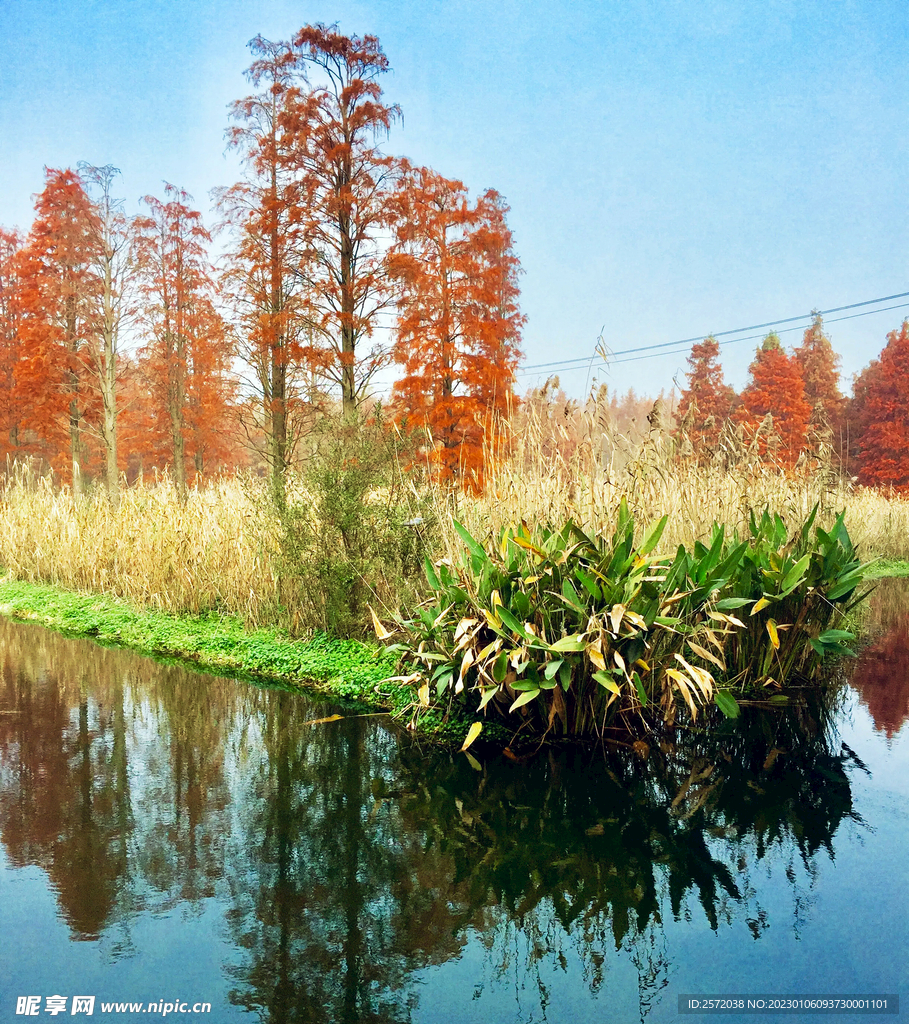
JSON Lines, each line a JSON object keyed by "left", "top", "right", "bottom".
{"left": 0, "top": 576, "right": 408, "bottom": 712}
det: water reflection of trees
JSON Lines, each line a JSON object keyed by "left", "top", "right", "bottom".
{"left": 849, "top": 578, "right": 909, "bottom": 739}
{"left": 0, "top": 619, "right": 868, "bottom": 1023}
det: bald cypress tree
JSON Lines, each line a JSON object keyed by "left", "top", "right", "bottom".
{"left": 737, "top": 332, "right": 811, "bottom": 467}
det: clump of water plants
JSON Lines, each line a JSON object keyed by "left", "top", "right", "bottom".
{"left": 384, "top": 501, "right": 872, "bottom": 738}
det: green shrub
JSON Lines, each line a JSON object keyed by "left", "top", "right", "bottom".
{"left": 387, "top": 501, "right": 872, "bottom": 737}
{"left": 273, "top": 411, "right": 433, "bottom": 637}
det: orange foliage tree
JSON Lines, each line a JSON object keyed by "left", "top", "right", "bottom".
{"left": 850, "top": 321, "right": 909, "bottom": 490}
{"left": 135, "top": 186, "right": 234, "bottom": 495}
{"left": 13, "top": 168, "right": 102, "bottom": 485}
{"left": 388, "top": 165, "right": 523, "bottom": 488}
{"left": 675, "top": 335, "right": 735, "bottom": 450}
{"left": 283, "top": 24, "right": 400, "bottom": 416}
{"left": 736, "top": 332, "right": 811, "bottom": 467}
{"left": 793, "top": 312, "right": 845, "bottom": 445}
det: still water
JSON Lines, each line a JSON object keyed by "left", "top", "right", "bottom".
{"left": 1, "top": 583, "right": 908, "bottom": 1023}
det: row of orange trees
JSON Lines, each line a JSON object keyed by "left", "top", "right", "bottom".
{"left": 676, "top": 314, "right": 909, "bottom": 489}
{"left": 0, "top": 25, "right": 523, "bottom": 498}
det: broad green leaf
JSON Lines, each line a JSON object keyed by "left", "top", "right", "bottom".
{"left": 492, "top": 651, "right": 509, "bottom": 683}
{"left": 640, "top": 515, "right": 668, "bottom": 556}
{"left": 496, "top": 605, "right": 535, "bottom": 642}
{"left": 575, "top": 566, "right": 602, "bottom": 600}
{"left": 818, "top": 628, "right": 856, "bottom": 642}
{"left": 544, "top": 659, "right": 564, "bottom": 679}
{"left": 478, "top": 686, "right": 499, "bottom": 711}
{"left": 715, "top": 597, "right": 751, "bottom": 610}
{"left": 550, "top": 634, "right": 587, "bottom": 652}
{"left": 714, "top": 690, "right": 740, "bottom": 718}
{"left": 828, "top": 571, "right": 866, "bottom": 600}
{"left": 593, "top": 670, "right": 621, "bottom": 695}
{"left": 780, "top": 552, "right": 811, "bottom": 594}
{"left": 424, "top": 556, "right": 440, "bottom": 590}
{"left": 453, "top": 520, "right": 488, "bottom": 563}
{"left": 561, "top": 579, "right": 585, "bottom": 613}
{"left": 509, "top": 689, "right": 541, "bottom": 712}
{"left": 632, "top": 671, "right": 648, "bottom": 707}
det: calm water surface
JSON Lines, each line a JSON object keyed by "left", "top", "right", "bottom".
{"left": 1, "top": 582, "right": 908, "bottom": 1023}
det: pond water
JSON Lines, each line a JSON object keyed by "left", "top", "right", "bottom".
{"left": 1, "top": 583, "right": 908, "bottom": 1023}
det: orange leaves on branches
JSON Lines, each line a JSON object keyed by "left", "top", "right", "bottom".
{"left": 851, "top": 321, "right": 909, "bottom": 491}
{"left": 135, "top": 186, "right": 233, "bottom": 490}
{"left": 736, "top": 332, "right": 811, "bottom": 468}
{"left": 388, "top": 165, "right": 524, "bottom": 491}
{"left": 13, "top": 168, "right": 103, "bottom": 483}
{"left": 793, "top": 312, "right": 845, "bottom": 441}
{"left": 676, "top": 335, "right": 735, "bottom": 451}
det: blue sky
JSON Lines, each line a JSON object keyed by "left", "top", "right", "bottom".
{"left": 1, "top": 0, "right": 907, "bottom": 399}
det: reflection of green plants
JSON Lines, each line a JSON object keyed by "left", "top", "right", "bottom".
{"left": 272, "top": 412, "right": 433, "bottom": 637}
{"left": 390, "top": 502, "right": 872, "bottom": 736}
{"left": 394, "top": 687, "right": 860, "bottom": 958}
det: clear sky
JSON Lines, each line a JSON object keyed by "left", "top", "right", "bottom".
{"left": 1, "top": 0, "right": 907, "bottom": 400}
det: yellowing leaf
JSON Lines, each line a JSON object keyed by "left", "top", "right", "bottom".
{"left": 766, "top": 618, "right": 780, "bottom": 650}
{"left": 418, "top": 683, "right": 430, "bottom": 707}
{"left": 751, "top": 596, "right": 773, "bottom": 615}
{"left": 369, "top": 606, "right": 393, "bottom": 640}
{"left": 665, "top": 668, "right": 698, "bottom": 720}
{"left": 707, "top": 611, "right": 746, "bottom": 628}
{"left": 477, "top": 638, "right": 501, "bottom": 662}
{"left": 586, "top": 642, "right": 607, "bottom": 671}
{"left": 609, "top": 603, "right": 626, "bottom": 634}
{"left": 460, "top": 721, "right": 483, "bottom": 752}
{"left": 303, "top": 714, "right": 344, "bottom": 726}
{"left": 687, "top": 640, "right": 725, "bottom": 671}
{"left": 512, "top": 535, "right": 545, "bottom": 558}
{"left": 482, "top": 608, "right": 502, "bottom": 630}
{"left": 455, "top": 617, "right": 478, "bottom": 642}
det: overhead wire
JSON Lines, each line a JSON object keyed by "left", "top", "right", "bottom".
{"left": 518, "top": 291, "right": 909, "bottom": 377}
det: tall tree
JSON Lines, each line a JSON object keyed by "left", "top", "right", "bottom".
{"left": 221, "top": 36, "right": 314, "bottom": 499}
{"left": 78, "top": 164, "right": 134, "bottom": 500}
{"left": 282, "top": 23, "right": 400, "bottom": 416}
{"left": 136, "top": 186, "right": 230, "bottom": 496}
{"left": 388, "top": 166, "right": 523, "bottom": 489}
{"left": 0, "top": 229, "right": 25, "bottom": 461}
{"left": 736, "top": 332, "right": 811, "bottom": 467}
{"left": 675, "top": 336, "right": 735, "bottom": 452}
{"left": 14, "top": 168, "right": 100, "bottom": 485}
{"left": 792, "top": 312, "right": 845, "bottom": 446}
{"left": 850, "top": 321, "right": 909, "bottom": 490}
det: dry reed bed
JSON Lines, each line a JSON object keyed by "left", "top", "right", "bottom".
{"left": 443, "top": 408, "right": 909, "bottom": 562}
{"left": 0, "top": 425, "right": 907, "bottom": 632}
{"left": 0, "top": 475, "right": 280, "bottom": 624}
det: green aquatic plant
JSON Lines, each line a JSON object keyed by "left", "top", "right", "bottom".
{"left": 386, "top": 502, "right": 872, "bottom": 738}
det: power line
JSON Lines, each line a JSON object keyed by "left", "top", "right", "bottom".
{"left": 519, "top": 289, "right": 909, "bottom": 374}
{"left": 518, "top": 291, "right": 909, "bottom": 378}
